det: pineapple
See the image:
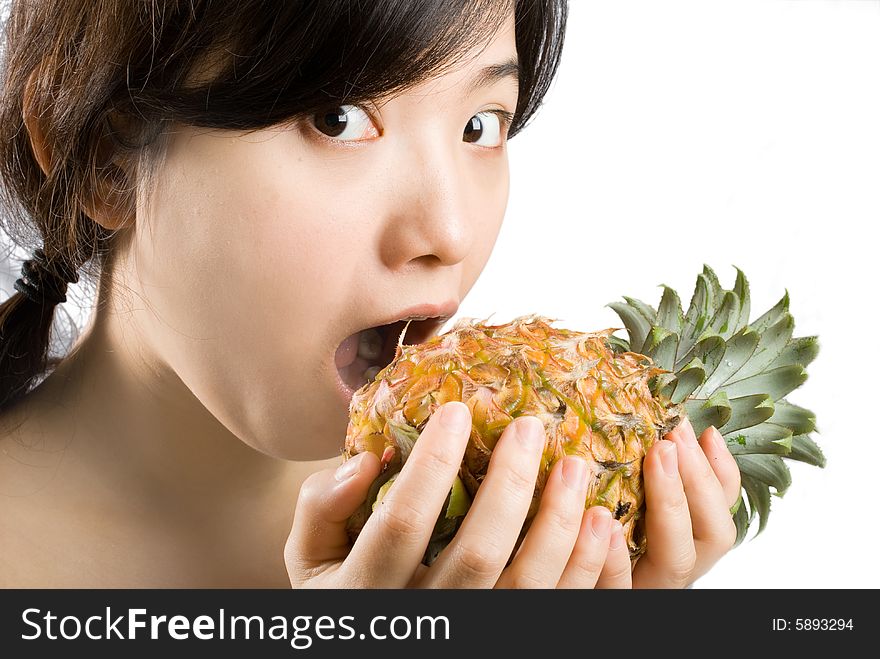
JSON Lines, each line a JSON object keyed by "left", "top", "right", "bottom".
{"left": 344, "top": 266, "right": 822, "bottom": 565}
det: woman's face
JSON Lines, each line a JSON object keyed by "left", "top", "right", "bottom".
{"left": 120, "top": 16, "right": 518, "bottom": 460}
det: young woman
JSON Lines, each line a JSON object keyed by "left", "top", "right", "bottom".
{"left": 0, "top": 0, "right": 739, "bottom": 587}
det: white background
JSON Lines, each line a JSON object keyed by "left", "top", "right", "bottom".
{"left": 466, "top": 0, "right": 878, "bottom": 588}
{"left": 3, "top": 0, "right": 878, "bottom": 588}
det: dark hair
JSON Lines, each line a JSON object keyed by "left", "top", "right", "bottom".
{"left": 0, "top": 0, "right": 568, "bottom": 413}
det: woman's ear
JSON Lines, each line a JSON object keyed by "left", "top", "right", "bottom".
{"left": 22, "top": 69, "right": 135, "bottom": 231}
{"left": 80, "top": 156, "right": 136, "bottom": 231}
{"left": 22, "top": 70, "right": 53, "bottom": 176}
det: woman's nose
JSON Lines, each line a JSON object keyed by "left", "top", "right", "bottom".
{"left": 377, "top": 144, "right": 475, "bottom": 271}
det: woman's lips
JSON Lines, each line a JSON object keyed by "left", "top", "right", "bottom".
{"left": 335, "top": 367, "right": 359, "bottom": 407}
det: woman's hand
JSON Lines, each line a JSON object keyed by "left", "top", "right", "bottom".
{"left": 632, "top": 417, "right": 741, "bottom": 588}
{"left": 285, "top": 401, "right": 632, "bottom": 588}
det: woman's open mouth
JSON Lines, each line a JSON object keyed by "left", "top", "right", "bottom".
{"left": 334, "top": 313, "right": 454, "bottom": 405}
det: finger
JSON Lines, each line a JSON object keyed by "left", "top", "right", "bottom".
{"left": 594, "top": 519, "right": 633, "bottom": 589}
{"left": 666, "top": 418, "right": 737, "bottom": 576}
{"left": 423, "top": 416, "right": 545, "bottom": 588}
{"left": 555, "top": 506, "right": 613, "bottom": 589}
{"left": 699, "top": 424, "right": 742, "bottom": 509}
{"left": 496, "top": 456, "right": 591, "bottom": 588}
{"left": 632, "top": 440, "right": 697, "bottom": 589}
{"left": 285, "top": 451, "right": 382, "bottom": 587}
{"left": 343, "top": 401, "right": 472, "bottom": 587}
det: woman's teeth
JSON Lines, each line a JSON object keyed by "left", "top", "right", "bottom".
{"left": 358, "top": 328, "right": 386, "bottom": 381}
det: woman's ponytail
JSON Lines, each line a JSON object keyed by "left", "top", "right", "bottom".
{"left": 1, "top": 1, "right": 123, "bottom": 416}
{"left": 0, "top": 247, "right": 80, "bottom": 411}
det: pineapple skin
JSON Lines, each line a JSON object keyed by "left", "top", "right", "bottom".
{"left": 344, "top": 315, "right": 682, "bottom": 560}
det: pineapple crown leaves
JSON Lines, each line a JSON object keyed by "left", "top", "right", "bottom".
{"left": 606, "top": 265, "right": 822, "bottom": 544}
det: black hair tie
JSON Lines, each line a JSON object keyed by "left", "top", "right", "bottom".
{"left": 13, "top": 247, "right": 79, "bottom": 306}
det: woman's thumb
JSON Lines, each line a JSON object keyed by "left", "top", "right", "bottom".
{"left": 284, "top": 451, "right": 381, "bottom": 585}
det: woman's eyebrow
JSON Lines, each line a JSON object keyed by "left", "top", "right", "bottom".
{"left": 465, "top": 56, "right": 520, "bottom": 95}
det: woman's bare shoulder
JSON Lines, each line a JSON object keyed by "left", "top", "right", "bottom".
{"left": 0, "top": 401, "right": 77, "bottom": 586}
{"left": 0, "top": 397, "right": 64, "bottom": 495}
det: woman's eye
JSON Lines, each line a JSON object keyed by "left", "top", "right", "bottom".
{"left": 462, "top": 111, "right": 505, "bottom": 148}
{"left": 311, "top": 105, "right": 379, "bottom": 142}
{"left": 309, "top": 105, "right": 510, "bottom": 147}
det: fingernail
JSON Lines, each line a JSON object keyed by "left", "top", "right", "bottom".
{"left": 439, "top": 401, "right": 471, "bottom": 433}
{"left": 659, "top": 441, "right": 678, "bottom": 476}
{"left": 335, "top": 452, "right": 367, "bottom": 482}
{"left": 590, "top": 507, "right": 612, "bottom": 539}
{"left": 679, "top": 417, "right": 697, "bottom": 445}
{"left": 561, "top": 456, "right": 587, "bottom": 491}
{"left": 516, "top": 416, "right": 545, "bottom": 450}
{"left": 712, "top": 426, "right": 728, "bottom": 452}
{"left": 609, "top": 521, "right": 625, "bottom": 550}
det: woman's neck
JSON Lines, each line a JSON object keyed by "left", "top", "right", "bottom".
{"left": 0, "top": 311, "right": 337, "bottom": 587}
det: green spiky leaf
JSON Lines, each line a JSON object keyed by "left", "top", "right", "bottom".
{"left": 657, "top": 285, "right": 684, "bottom": 336}
{"left": 690, "top": 333, "right": 726, "bottom": 380}
{"left": 607, "top": 301, "right": 650, "bottom": 354}
{"left": 768, "top": 400, "right": 816, "bottom": 435}
{"left": 649, "top": 371, "right": 679, "bottom": 400}
{"left": 642, "top": 326, "right": 677, "bottom": 371}
{"left": 695, "top": 326, "right": 760, "bottom": 395}
{"left": 741, "top": 473, "right": 771, "bottom": 534}
{"left": 768, "top": 336, "right": 819, "bottom": 370}
{"left": 610, "top": 265, "right": 822, "bottom": 547}
{"left": 719, "top": 394, "right": 775, "bottom": 434}
{"left": 708, "top": 290, "right": 741, "bottom": 339}
{"left": 671, "top": 357, "right": 705, "bottom": 404}
{"left": 788, "top": 434, "right": 826, "bottom": 467}
{"left": 622, "top": 296, "right": 657, "bottom": 326}
{"left": 702, "top": 264, "right": 724, "bottom": 304}
{"left": 736, "top": 454, "right": 792, "bottom": 496}
{"left": 683, "top": 390, "right": 731, "bottom": 437}
{"left": 607, "top": 334, "right": 630, "bottom": 354}
{"left": 750, "top": 290, "right": 790, "bottom": 333}
{"left": 731, "top": 267, "right": 751, "bottom": 334}
{"left": 678, "top": 274, "right": 713, "bottom": 362}
{"left": 724, "top": 364, "right": 807, "bottom": 401}
{"left": 732, "top": 313, "right": 794, "bottom": 381}
{"left": 732, "top": 494, "right": 750, "bottom": 546}
{"left": 726, "top": 423, "right": 793, "bottom": 456}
